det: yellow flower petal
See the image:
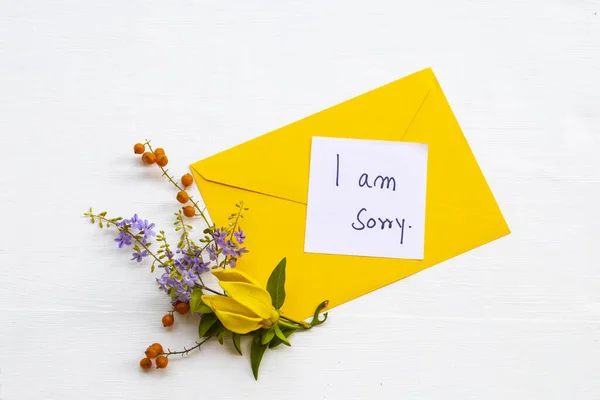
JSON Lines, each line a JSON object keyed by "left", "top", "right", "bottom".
{"left": 202, "top": 295, "right": 263, "bottom": 334}
{"left": 212, "top": 268, "right": 262, "bottom": 287}
{"left": 201, "top": 294, "right": 254, "bottom": 317}
{"left": 214, "top": 310, "right": 263, "bottom": 334}
{"left": 219, "top": 281, "right": 275, "bottom": 320}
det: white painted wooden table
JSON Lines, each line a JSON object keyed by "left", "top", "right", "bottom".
{"left": 1, "top": 1, "right": 599, "bottom": 399}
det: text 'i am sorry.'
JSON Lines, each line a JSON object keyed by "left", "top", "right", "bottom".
{"left": 335, "top": 153, "right": 411, "bottom": 244}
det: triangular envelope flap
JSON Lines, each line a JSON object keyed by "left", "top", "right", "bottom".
{"left": 190, "top": 68, "right": 434, "bottom": 204}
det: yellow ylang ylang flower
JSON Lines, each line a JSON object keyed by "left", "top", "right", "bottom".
{"left": 202, "top": 269, "right": 280, "bottom": 334}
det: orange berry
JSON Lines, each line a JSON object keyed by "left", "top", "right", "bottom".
{"left": 134, "top": 143, "right": 145, "bottom": 154}
{"left": 142, "top": 152, "right": 156, "bottom": 164}
{"left": 176, "top": 191, "right": 189, "bottom": 204}
{"left": 156, "top": 154, "right": 168, "bottom": 167}
{"left": 145, "top": 346, "right": 159, "bottom": 358}
{"left": 175, "top": 301, "right": 190, "bottom": 315}
{"left": 154, "top": 148, "right": 165, "bottom": 156}
{"left": 156, "top": 356, "right": 168, "bottom": 369}
{"left": 162, "top": 314, "right": 174, "bottom": 327}
{"left": 151, "top": 343, "right": 163, "bottom": 354}
{"left": 181, "top": 173, "right": 193, "bottom": 187}
{"left": 140, "top": 357, "right": 152, "bottom": 369}
{"left": 182, "top": 206, "right": 195, "bottom": 218}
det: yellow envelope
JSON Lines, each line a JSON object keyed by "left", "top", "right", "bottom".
{"left": 190, "top": 68, "right": 510, "bottom": 320}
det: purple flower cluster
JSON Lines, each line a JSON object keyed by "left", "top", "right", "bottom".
{"left": 112, "top": 215, "right": 249, "bottom": 303}
{"left": 117, "top": 214, "right": 156, "bottom": 243}
{"left": 113, "top": 214, "right": 156, "bottom": 262}
{"left": 156, "top": 248, "right": 211, "bottom": 303}
{"left": 233, "top": 230, "right": 246, "bottom": 244}
{"left": 115, "top": 232, "right": 132, "bottom": 248}
{"left": 131, "top": 250, "right": 148, "bottom": 262}
{"left": 155, "top": 229, "right": 249, "bottom": 303}
{"left": 209, "top": 229, "right": 248, "bottom": 266}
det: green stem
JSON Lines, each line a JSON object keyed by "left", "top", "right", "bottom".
{"left": 278, "top": 320, "right": 304, "bottom": 330}
{"left": 161, "top": 337, "right": 211, "bottom": 357}
{"left": 279, "top": 315, "right": 311, "bottom": 329}
{"left": 199, "top": 285, "right": 224, "bottom": 296}
{"left": 178, "top": 210, "right": 194, "bottom": 251}
{"left": 227, "top": 201, "right": 243, "bottom": 240}
{"left": 157, "top": 233, "right": 175, "bottom": 268}
{"left": 144, "top": 140, "right": 212, "bottom": 228}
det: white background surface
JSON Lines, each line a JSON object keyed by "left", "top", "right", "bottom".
{"left": 1, "top": 1, "right": 599, "bottom": 399}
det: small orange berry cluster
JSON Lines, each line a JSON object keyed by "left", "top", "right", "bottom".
{"left": 161, "top": 301, "right": 190, "bottom": 328}
{"left": 140, "top": 343, "right": 168, "bottom": 370}
{"left": 134, "top": 142, "right": 196, "bottom": 219}
{"left": 134, "top": 143, "right": 169, "bottom": 167}
{"left": 179, "top": 174, "right": 195, "bottom": 217}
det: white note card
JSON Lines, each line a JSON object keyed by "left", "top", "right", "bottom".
{"left": 304, "top": 137, "right": 428, "bottom": 260}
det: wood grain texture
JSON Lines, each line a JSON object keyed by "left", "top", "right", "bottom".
{"left": 1, "top": 0, "right": 599, "bottom": 398}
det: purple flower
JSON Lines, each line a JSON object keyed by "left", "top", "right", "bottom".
{"left": 181, "top": 269, "right": 200, "bottom": 287}
{"left": 130, "top": 250, "right": 148, "bottom": 262}
{"left": 169, "top": 280, "right": 190, "bottom": 302}
{"left": 234, "top": 246, "right": 249, "bottom": 258}
{"left": 233, "top": 230, "right": 246, "bottom": 244}
{"left": 157, "top": 272, "right": 172, "bottom": 292}
{"left": 212, "top": 229, "right": 228, "bottom": 247}
{"left": 183, "top": 254, "right": 196, "bottom": 265}
{"left": 192, "top": 260, "right": 211, "bottom": 275}
{"left": 140, "top": 219, "right": 156, "bottom": 237}
{"left": 173, "top": 261, "right": 184, "bottom": 274}
{"left": 220, "top": 240, "right": 248, "bottom": 259}
{"left": 207, "top": 245, "right": 218, "bottom": 261}
{"left": 220, "top": 240, "right": 236, "bottom": 257}
{"left": 114, "top": 232, "right": 132, "bottom": 248}
{"left": 174, "top": 286, "right": 192, "bottom": 303}
{"left": 130, "top": 214, "right": 143, "bottom": 229}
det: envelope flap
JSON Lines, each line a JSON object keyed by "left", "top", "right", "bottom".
{"left": 190, "top": 68, "right": 435, "bottom": 204}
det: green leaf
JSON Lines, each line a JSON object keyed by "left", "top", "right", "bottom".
{"left": 189, "top": 288, "right": 204, "bottom": 313}
{"left": 205, "top": 319, "right": 225, "bottom": 338}
{"left": 261, "top": 328, "right": 275, "bottom": 345}
{"left": 273, "top": 324, "right": 291, "bottom": 346}
{"left": 310, "top": 300, "right": 329, "bottom": 327}
{"left": 197, "top": 303, "right": 213, "bottom": 314}
{"left": 269, "top": 326, "right": 296, "bottom": 348}
{"left": 266, "top": 258, "right": 286, "bottom": 309}
{"left": 232, "top": 333, "right": 242, "bottom": 355}
{"left": 250, "top": 334, "right": 268, "bottom": 380}
{"left": 217, "top": 329, "right": 228, "bottom": 345}
{"left": 198, "top": 313, "right": 218, "bottom": 337}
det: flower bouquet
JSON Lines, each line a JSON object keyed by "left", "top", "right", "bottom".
{"left": 83, "top": 141, "right": 328, "bottom": 379}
